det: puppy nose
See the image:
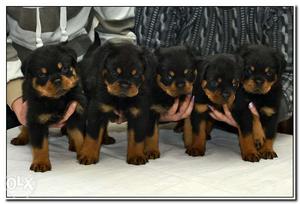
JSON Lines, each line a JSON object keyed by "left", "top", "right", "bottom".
{"left": 176, "top": 81, "right": 185, "bottom": 88}
{"left": 222, "top": 91, "right": 230, "bottom": 100}
{"left": 120, "top": 81, "right": 130, "bottom": 89}
{"left": 255, "top": 78, "right": 264, "bottom": 85}
{"left": 53, "top": 78, "right": 61, "bottom": 86}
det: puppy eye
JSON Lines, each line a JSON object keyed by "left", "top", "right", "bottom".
{"left": 38, "top": 72, "right": 47, "bottom": 78}
{"left": 61, "top": 66, "right": 69, "bottom": 74}
{"left": 209, "top": 80, "right": 218, "bottom": 88}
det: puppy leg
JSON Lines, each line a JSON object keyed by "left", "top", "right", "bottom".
{"left": 102, "top": 127, "right": 116, "bottom": 145}
{"left": 66, "top": 112, "right": 85, "bottom": 154}
{"left": 259, "top": 115, "right": 278, "bottom": 159}
{"left": 186, "top": 118, "right": 207, "bottom": 156}
{"left": 11, "top": 126, "right": 29, "bottom": 145}
{"left": 127, "top": 129, "right": 148, "bottom": 165}
{"left": 238, "top": 129, "right": 260, "bottom": 162}
{"left": 183, "top": 117, "right": 193, "bottom": 148}
{"left": 28, "top": 124, "right": 51, "bottom": 172}
{"left": 127, "top": 111, "right": 148, "bottom": 165}
{"left": 145, "top": 123, "right": 160, "bottom": 159}
{"left": 78, "top": 109, "right": 106, "bottom": 165}
{"left": 252, "top": 114, "right": 265, "bottom": 149}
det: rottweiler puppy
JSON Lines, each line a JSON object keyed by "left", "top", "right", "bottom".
{"left": 185, "top": 53, "right": 242, "bottom": 156}
{"left": 231, "top": 44, "right": 286, "bottom": 162}
{"left": 146, "top": 46, "right": 199, "bottom": 159}
{"left": 10, "top": 44, "right": 87, "bottom": 172}
{"left": 78, "top": 41, "right": 154, "bottom": 165}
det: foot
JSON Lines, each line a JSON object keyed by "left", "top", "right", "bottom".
{"left": 127, "top": 155, "right": 148, "bottom": 165}
{"left": 145, "top": 150, "right": 160, "bottom": 160}
{"left": 77, "top": 150, "right": 99, "bottom": 165}
{"left": 30, "top": 160, "right": 51, "bottom": 172}
{"left": 11, "top": 136, "right": 29, "bottom": 146}
{"left": 259, "top": 149, "right": 278, "bottom": 159}
{"left": 185, "top": 147, "right": 205, "bottom": 157}
{"left": 241, "top": 151, "right": 260, "bottom": 162}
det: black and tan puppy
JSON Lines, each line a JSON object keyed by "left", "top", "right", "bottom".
{"left": 185, "top": 54, "right": 242, "bottom": 156}
{"left": 78, "top": 41, "right": 154, "bottom": 165}
{"left": 231, "top": 44, "right": 286, "bottom": 162}
{"left": 146, "top": 46, "right": 199, "bottom": 159}
{"left": 10, "top": 44, "right": 87, "bottom": 172}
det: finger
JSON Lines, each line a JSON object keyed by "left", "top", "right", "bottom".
{"left": 222, "top": 104, "right": 232, "bottom": 117}
{"left": 114, "top": 110, "right": 122, "bottom": 117}
{"left": 51, "top": 122, "right": 66, "bottom": 128}
{"left": 177, "top": 95, "right": 192, "bottom": 115}
{"left": 210, "top": 108, "right": 227, "bottom": 121}
{"left": 168, "top": 98, "right": 180, "bottom": 115}
{"left": 181, "top": 96, "right": 195, "bottom": 119}
{"left": 248, "top": 102, "right": 259, "bottom": 116}
{"left": 209, "top": 112, "right": 218, "bottom": 120}
{"left": 61, "top": 102, "right": 78, "bottom": 122}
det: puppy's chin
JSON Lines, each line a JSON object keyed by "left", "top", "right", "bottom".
{"left": 203, "top": 88, "right": 235, "bottom": 106}
{"left": 243, "top": 79, "right": 275, "bottom": 95}
{"left": 106, "top": 81, "right": 139, "bottom": 98}
{"left": 157, "top": 75, "right": 193, "bottom": 97}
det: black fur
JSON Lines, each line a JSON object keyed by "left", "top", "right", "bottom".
{"left": 231, "top": 44, "right": 286, "bottom": 159}
{"left": 80, "top": 41, "right": 155, "bottom": 165}
{"left": 187, "top": 53, "right": 242, "bottom": 156}
{"left": 17, "top": 44, "right": 87, "bottom": 172}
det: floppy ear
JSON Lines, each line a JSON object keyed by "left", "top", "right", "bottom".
{"left": 198, "top": 57, "right": 209, "bottom": 81}
{"left": 141, "top": 47, "right": 157, "bottom": 86}
{"left": 273, "top": 49, "right": 287, "bottom": 78}
{"left": 236, "top": 44, "right": 251, "bottom": 58}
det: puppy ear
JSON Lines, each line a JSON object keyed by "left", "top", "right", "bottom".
{"left": 237, "top": 44, "right": 251, "bottom": 58}
{"left": 198, "top": 57, "right": 209, "bottom": 81}
{"left": 141, "top": 47, "right": 157, "bottom": 86}
{"left": 273, "top": 49, "right": 287, "bottom": 77}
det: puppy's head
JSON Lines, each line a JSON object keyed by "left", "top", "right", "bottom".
{"left": 238, "top": 44, "right": 286, "bottom": 94}
{"left": 22, "top": 45, "right": 78, "bottom": 98}
{"left": 98, "top": 42, "right": 154, "bottom": 97}
{"left": 155, "top": 46, "right": 199, "bottom": 97}
{"left": 200, "top": 54, "right": 242, "bottom": 105}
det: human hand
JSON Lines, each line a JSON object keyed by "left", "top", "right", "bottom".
{"left": 51, "top": 101, "right": 78, "bottom": 128}
{"left": 112, "top": 110, "right": 127, "bottom": 124}
{"left": 159, "top": 95, "right": 195, "bottom": 122}
{"left": 208, "top": 102, "right": 259, "bottom": 128}
{"left": 12, "top": 97, "right": 27, "bottom": 126}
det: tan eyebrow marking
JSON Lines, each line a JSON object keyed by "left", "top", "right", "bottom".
{"left": 131, "top": 69, "right": 137, "bottom": 75}
{"left": 169, "top": 71, "right": 175, "bottom": 77}
{"left": 57, "top": 63, "right": 63, "bottom": 69}
{"left": 250, "top": 66, "right": 255, "bottom": 71}
{"left": 116, "top": 67, "right": 122, "bottom": 75}
{"left": 41, "top": 68, "right": 47, "bottom": 74}
{"left": 217, "top": 78, "right": 222, "bottom": 83}
{"left": 265, "top": 67, "right": 270, "bottom": 72}
{"left": 184, "top": 69, "right": 189, "bottom": 74}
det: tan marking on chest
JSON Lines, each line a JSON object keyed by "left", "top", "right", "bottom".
{"left": 99, "top": 103, "right": 115, "bottom": 113}
{"left": 194, "top": 104, "right": 208, "bottom": 113}
{"left": 38, "top": 114, "right": 52, "bottom": 124}
{"left": 150, "top": 104, "right": 168, "bottom": 113}
{"left": 129, "top": 107, "right": 141, "bottom": 117}
{"left": 260, "top": 106, "right": 275, "bottom": 117}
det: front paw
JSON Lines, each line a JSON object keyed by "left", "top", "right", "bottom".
{"left": 185, "top": 147, "right": 205, "bottom": 157}
{"left": 259, "top": 149, "right": 278, "bottom": 159}
{"left": 241, "top": 151, "right": 260, "bottom": 162}
{"left": 127, "top": 155, "right": 148, "bottom": 165}
{"left": 145, "top": 150, "right": 160, "bottom": 160}
{"left": 77, "top": 151, "right": 99, "bottom": 165}
{"left": 11, "top": 136, "right": 29, "bottom": 146}
{"left": 30, "top": 160, "right": 52, "bottom": 172}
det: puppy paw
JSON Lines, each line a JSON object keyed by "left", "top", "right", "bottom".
{"left": 185, "top": 147, "right": 205, "bottom": 157}
{"left": 30, "top": 160, "right": 51, "bottom": 172}
{"left": 102, "top": 135, "right": 116, "bottom": 145}
{"left": 242, "top": 151, "right": 260, "bottom": 162}
{"left": 127, "top": 155, "right": 148, "bottom": 165}
{"left": 77, "top": 152, "right": 99, "bottom": 165}
{"left": 145, "top": 150, "right": 160, "bottom": 160}
{"left": 11, "top": 136, "right": 29, "bottom": 146}
{"left": 259, "top": 149, "right": 278, "bottom": 159}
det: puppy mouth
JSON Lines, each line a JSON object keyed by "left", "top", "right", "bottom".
{"left": 105, "top": 81, "right": 139, "bottom": 97}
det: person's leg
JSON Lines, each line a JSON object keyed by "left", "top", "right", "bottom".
{"left": 7, "top": 105, "right": 20, "bottom": 129}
